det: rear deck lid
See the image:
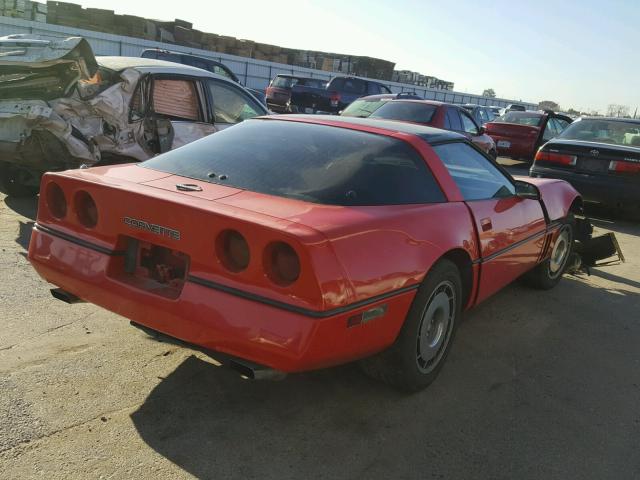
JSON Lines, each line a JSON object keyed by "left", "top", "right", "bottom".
{"left": 0, "top": 35, "right": 98, "bottom": 100}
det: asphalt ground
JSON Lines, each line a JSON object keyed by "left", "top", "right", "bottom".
{"left": 1, "top": 160, "right": 639, "bottom": 479}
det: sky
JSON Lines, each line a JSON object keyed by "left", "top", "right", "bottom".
{"left": 75, "top": 0, "right": 639, "bottom": 113}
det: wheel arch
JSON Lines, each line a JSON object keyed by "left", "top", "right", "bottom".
{"left": 440, "top": 248, "right": 474, "bottom": 310}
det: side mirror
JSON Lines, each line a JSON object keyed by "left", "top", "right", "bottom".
{"left": 515, "top": 180, "right": 540, "bottom": 200}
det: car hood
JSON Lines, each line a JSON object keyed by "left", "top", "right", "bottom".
{"left": 0, "top": 35, "right": 98, "bottom": 100}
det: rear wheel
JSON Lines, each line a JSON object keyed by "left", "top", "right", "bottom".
{"left": 0, "top": 164, "right": 40, "bottom": 197}
{"left": 524, "top": 221, "right": 573, "bottom": 290}
{"left": 360, "top": 259, "right": 462, "bottom": 392}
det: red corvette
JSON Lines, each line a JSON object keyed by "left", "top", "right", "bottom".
{"left": 29, "top": 115, "right": 591, "bottom": 391}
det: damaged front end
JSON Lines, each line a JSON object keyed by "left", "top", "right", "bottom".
{"left": 0, "top": 35, "right": 147, "bottom": 196}
{"left": 567, "top": 217, "right": 625, "bottom": 274}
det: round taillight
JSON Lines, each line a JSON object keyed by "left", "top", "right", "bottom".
{"left": 74, "top": 191, "right": 98, "bottom": 228}
{"left": 45, "top": 182, "right": 66, "bottom": 219}
{"left": 216, "top": 230, "right": 250, "bottom": 272}
{"left": 265, "top": 242, "right": 300, "bottom": 286}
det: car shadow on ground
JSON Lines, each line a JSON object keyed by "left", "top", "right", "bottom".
{"left": 130, "top": 275, "right": 640, "bottom": 479}
{"left": 4, "top": 195, "right": 38, "bottom": 221}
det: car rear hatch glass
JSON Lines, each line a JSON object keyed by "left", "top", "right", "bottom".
{"left": 140, "top": 118, "right": 446, "bottom": 206}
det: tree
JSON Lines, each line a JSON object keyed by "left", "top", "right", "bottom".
{"left": 607, "top": 104, "right": 630, "bottom": 117}
{"left": 538, "top": 100, "right": 560, "bottom": 111}
{"left": 482, "top": 88, "right": 496, "bottom": 98}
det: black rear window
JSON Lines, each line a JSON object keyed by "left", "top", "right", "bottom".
{"left": 141, "top": 120, "right": 445, "bottom": 206}
{"left": 370, "top": 102, "right": 437, "bottom": 124}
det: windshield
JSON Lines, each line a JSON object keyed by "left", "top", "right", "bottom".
{"left": 558, "top": 119, "right": 640, "bottom": 147}
{"left": 141, "top": 119, "right": 445, "bottom": 206}
{"left": 370, "top": 102, "right": 437, "bottom": 124}
{"left": 341, "top": 99, "right": 387, "bottom": 118}
{"left": 494, "top": 111, "right": 543, "bottom": 126}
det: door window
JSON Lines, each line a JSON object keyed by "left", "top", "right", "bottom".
{"left": 152, "top": 78, "right": 202, "bottom": 121}
{"left": 434, "top": 142, "right": 515, "bottom": 200}
{"left": 445, "top": 108, "right": 463, "bottom": 131}
{"left": 367, "top": 82, "right": 381, "bottom": 95}
{"left": 208, "top": 80, "right": 263, "bottom": 124}
{"left": 460, "top": 110, "right": 479, "bottom": 135}
{"left": 542, "top": 118, "right": 559, "bottom": 141}
{"left": 342, "top": 79, "right": 366, "bottom": 94}
{"left": 478, "top": 108, "right": 490, "bottom": 125}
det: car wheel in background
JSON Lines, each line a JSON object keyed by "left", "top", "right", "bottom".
{"left": 0, "top": 164, "right": 40, "bottom": 197}
{"left": 359, "top": 259, "right": 462, "bottom": 392}
{"left": 524, "top": 221, "right": 574, "bottom": 290}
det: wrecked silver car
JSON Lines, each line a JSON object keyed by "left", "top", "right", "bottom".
{"left": 0, "top": 35, "right": 268, "bottom": 196}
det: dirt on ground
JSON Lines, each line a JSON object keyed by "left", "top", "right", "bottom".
{"left": 1, "top": 191, "right": 639, "bottom": 480}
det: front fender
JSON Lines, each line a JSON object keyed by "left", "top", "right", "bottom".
{"left": 515, "top": 175, "right": 581, "bottom": 221}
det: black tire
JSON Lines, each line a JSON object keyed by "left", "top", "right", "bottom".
{"left": 524, "top": 220, "right": 574, "bottom": 290}
{"left": 359, "top": 259, "right": 462, "bottom": 392}
{"left": 0, "top": 165, "right": 40, "bottom": 197}
{"left": 489, "top": 149, "right": 498, "bottom": 162}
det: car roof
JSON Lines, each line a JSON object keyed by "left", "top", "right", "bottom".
{"left": 356, "top": 94, "right": 446, "bottom": 106}
{"left": 578, "top": 116, "right": 640, "bottom": 124}
{"left": 262, "top": 114, "right": 465, "bottom": 143}
{"left": 97, "top": 56, "right": 230, "bottom": 80}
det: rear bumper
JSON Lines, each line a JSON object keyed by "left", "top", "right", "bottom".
{"left": 529, "top": 165, "right": 640, "bottom": 206}
{"left": 491, "top": 135, "right": 535, "bottom": 158}
{"left": 28, "top": 226, "right": 415, "bottom": 372}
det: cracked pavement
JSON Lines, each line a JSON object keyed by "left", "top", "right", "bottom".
{"left": 1, "top": 187, "right": 640, "bottom": 479}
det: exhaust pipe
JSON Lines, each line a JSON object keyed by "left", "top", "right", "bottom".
{"left": 228, "top": 358, "right": 287, "bottom": 381}
{"left": 129, "top": 321, "right": 287, "bottom": 381}
{"left": 50, "top": 288, "right": 84, "bottom": 304}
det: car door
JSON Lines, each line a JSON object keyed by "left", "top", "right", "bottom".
{"left": 206, "top": 79, "right": 265, "bottom": 131}
{"left": 130, "top": 74, "right": 217, "bottom": 154}
{"left": 433, "top": 142, "right": 547, "bottom": 302}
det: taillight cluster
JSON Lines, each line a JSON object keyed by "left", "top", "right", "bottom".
{"left": 44, "top": 181, "right": 98, "bottom": 228}
{"left": 329, "top": 91, "right": 341, "bottom": 107}
{"left": 609, "top": 160, "right": 640, "bottom": 174}
{"left": 216, "top": 230, "right": 301, "bottom": 286}
{"left": 535, "top": 150, "right": 577, "bottom": 166}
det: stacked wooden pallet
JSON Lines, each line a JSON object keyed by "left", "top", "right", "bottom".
{"left": 0, "top": 0, "right": 47, "bottom": 22}
{"left": 0, "top": 1, "right": 396, "bottom": 80}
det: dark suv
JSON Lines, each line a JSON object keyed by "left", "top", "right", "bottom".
{"left": 266, "top": 75, "right": 327, "bottom": 113}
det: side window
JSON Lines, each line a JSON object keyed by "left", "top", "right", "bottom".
{"left": 208, "top": 80, "right": 263, "bottom": 124}
{"left": 445, "top": 108, "right": 463, "bottom": 131}
{"left": 478, "top": 109, "right": 489, "bottom": 125}
{"left": 543, "top": 118, "right": 559, "bottom": 141}
{"left": 380, "top": 84, "right": 392, "bottom": 94}
{"left": 554, "top": 118, "right": 570, "bottom": 132}
{"left": 212, "top": 65, "right": 235, "bottom": 81}
{"left": 434, "top": 142, "right": 515, "bottom": 201}
{"left": 156, "top": 52, "right": 180, "bottom": 63}
{"left": 343, "top": 79, "right": 366, "bottom": 94}
{"left": 460, "top": 110, "right": 479, "bottom": 135}
{"left": 152, "top": 78, "right": 202, "bottom": 121}
{"left": 367, "top": 82, "right": 381, "bottom": 95}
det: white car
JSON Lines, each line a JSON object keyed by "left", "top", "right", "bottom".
{"left": 0, "top": 35, "right": 268, "bottom": 196}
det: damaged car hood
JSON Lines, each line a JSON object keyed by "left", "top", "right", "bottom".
{"left": 0, "top": 35, "right": 98, "bottom": 100}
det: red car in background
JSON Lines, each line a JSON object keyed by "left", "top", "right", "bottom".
{"left": 31, "top": 115, "right": 615, "bottom": 392}
{"left": 484, "top": 111, "right": 573, "bottom": 160}
{"left": 341, "top": 94, "right": 498, "bottom": 159}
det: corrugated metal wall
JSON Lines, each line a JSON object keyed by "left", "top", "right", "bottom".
{"left": 0, "top": 15, "right": 537, "bottom": 109}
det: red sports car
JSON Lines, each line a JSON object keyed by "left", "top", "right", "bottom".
{"left": 341, "top": 95, "right": 498, "bottom": 159}
{"left": 29, "top": 115, "right": 596, "bottom": 391}
{"left": 484, "top": 111, "right": 573, "bottom": 160}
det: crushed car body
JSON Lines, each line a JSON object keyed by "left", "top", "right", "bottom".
{"left": 0, "top": 34, "right": 268, "bottom": 196}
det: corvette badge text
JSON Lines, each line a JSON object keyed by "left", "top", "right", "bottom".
{"left": 123, "top": 217, "right": 181, "bottom": 240}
